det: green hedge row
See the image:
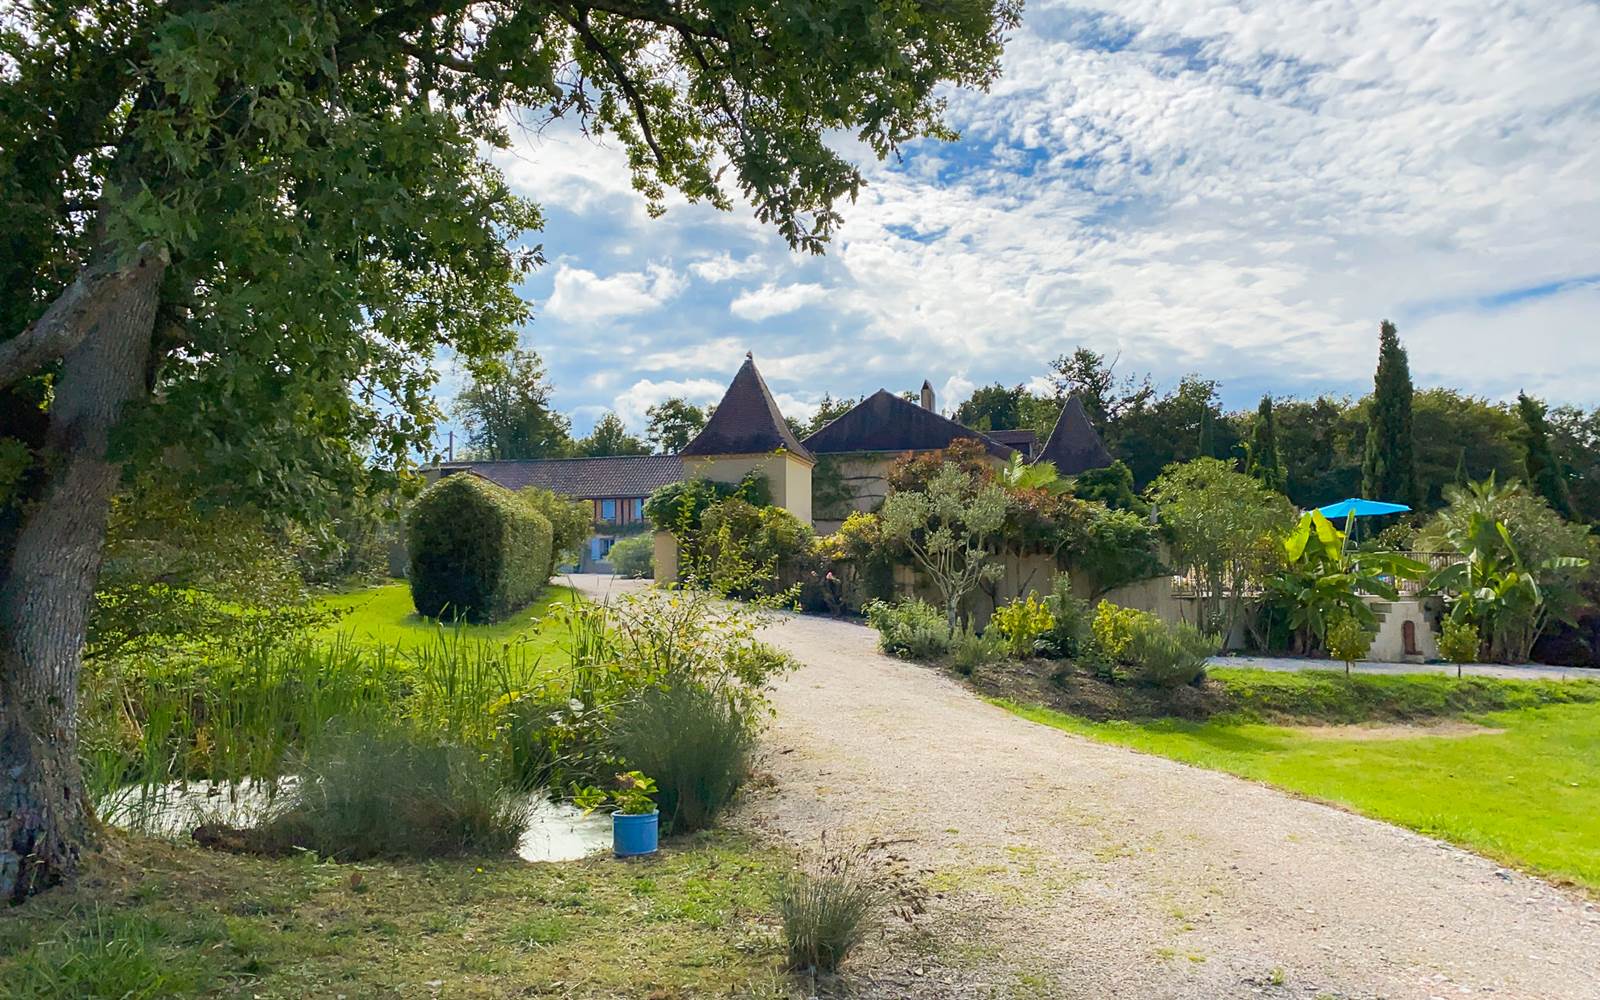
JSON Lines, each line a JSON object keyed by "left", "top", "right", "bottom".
{"left": 407, "top": 474, "right": 553, "bottom": 622}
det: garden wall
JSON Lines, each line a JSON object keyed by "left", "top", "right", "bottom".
{"left": 891, "top": 551, "right": 1183, "bottom": 631}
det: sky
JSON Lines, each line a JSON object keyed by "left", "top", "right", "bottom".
{"left": 446, "top": 0, "right": 1600, "bottom": 441}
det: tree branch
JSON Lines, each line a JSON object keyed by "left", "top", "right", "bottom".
{"left": 560, "top": 6, "right": 667, "bottom": 168}
{"left": 0, "top": 242, "right": 169, "bottom": 391}
{"left": 399, "top": 39, "right": 478, "bottom": 75}
{"left": 574, "top": 0, "right": 724, "bottom": 40}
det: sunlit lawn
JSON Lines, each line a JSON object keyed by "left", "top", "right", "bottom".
{"left": 315, "top": 581, "right": 580, "bottom": 655}
{"left": 1002, "top": 695, "right": 1600, "bottom": 892}
{"left": 0, "top": 831, "right": 791, "bottom": 999}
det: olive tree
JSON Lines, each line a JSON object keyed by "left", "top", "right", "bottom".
{"left": 0, "top": 0, "right": 1020, "bottom": 899}
{"left": 881, "top": 463, "right": 1011, "bottom": 630}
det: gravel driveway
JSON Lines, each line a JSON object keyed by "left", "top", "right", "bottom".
{"left": 566, "top": 577, "right": 1600, "bottom": 999}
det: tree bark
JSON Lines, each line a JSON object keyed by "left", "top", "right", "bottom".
{"left": 0, "top": 241, "right": 166, "bottom": 902}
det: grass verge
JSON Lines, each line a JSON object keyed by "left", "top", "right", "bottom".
{"left": 999, "top": 693, "right": 1600, "bottom": 892}
{"left": 0, "top": 830, "right": 791, "bottom": 999}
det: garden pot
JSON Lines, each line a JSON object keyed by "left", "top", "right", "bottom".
{"left": 612, "top": 810, "right": 659, "bottom": 857}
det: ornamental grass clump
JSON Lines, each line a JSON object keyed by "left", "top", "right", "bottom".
{"left": 612, "top": 682, "right": 752, "bottom": 833}
{"left": 779, "top": 851, "right": 884, "bottom": 976}
{"left": 262, "top": 728, "right": 529, "bottom": 860}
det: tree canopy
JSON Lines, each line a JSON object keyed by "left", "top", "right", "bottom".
{"left": 0, "top": 0, "right": 1023, "bottom": 901}
{"left": 644, "top": 397, "right": 707, "bottom": 454}
{"left": 452, "top": 349, "right": 573, "bottom": 460}
{"left": 575, "top": 412, "right": 649, "bottom": 457}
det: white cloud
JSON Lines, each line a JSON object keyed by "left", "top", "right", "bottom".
{"left": 689, "top": 252, "right": 766, "bottom": 283}
{"left": 939, "top": 374, "right": 977, "bottom": 415}
{"left": 543, "top": 263, "right": 686, "bottom": 324}
{"left": 610, "top": 377, "right": 728, "bottom": 428}
{"left": 479, "top": 1, "right": 1600, "bottom": 419}
{"left": 729, "top": 283, "right": 829, "bottom": 321}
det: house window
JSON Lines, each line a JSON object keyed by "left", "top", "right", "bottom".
{"left": 600, "top": 499, "right": 617, "bottom": 521}
{"left": 631, "top": 498, "right": 645, "bottom": 521}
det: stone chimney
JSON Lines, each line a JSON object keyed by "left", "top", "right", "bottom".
{"left": 920, "top": 379, "right": 935, "bottom": 411}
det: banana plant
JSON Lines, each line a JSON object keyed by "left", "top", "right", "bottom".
{"left": 1428, "top": 510, "right": 1588, "bottom": 662}
{"left": 1264, "top": 510, "right": 1428, "bottom": 655}
{"left": 999, "top": 454, "right": 1070, "bottom": 495}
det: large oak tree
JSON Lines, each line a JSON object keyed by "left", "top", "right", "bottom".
{"left": 0, "top": 0, "right": 1019, "bottom": 900}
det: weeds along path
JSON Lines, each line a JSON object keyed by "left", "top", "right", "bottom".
{"left": 565, "top": 577, "right": 1599, "bottom": 999}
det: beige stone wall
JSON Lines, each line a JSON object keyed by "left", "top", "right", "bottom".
{"left": 812, "top": 450, "right": 1009, "bottom": 535}
{"left": 652, "top": 531, "right": 679, "bottom": 584}
{"left": 683, "top": 451, "right": 813, "bottom": 524}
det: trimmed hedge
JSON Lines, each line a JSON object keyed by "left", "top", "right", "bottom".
{"left": 407, "top": 474, "right": 552, "bottom": 622}
{"left": 519, "top": 486, "right": 593, "bottom": 577}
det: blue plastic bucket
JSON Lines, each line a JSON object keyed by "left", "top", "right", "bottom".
{"left": 612, "top": 811, "right": 659, "bottom": 857}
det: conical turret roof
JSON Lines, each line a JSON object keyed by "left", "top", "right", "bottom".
{"left": 1034, "top": 395, "right": 1113, "bottom": 474}
{"left": 680, "top": 353, "right": 813, "bottom": 461}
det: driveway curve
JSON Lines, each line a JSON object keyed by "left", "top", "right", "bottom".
{"left": 566, "top": 576, "right": 1600, "bottom": 999}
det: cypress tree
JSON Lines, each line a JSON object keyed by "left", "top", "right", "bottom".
{"left": 1517, "top": 392, "right": 1575, "bottom": 518}
{"left": 1247, "top": 394, "right": 1287, "bottom": 493}
{"left": 1361, "top": 320, "right": 1417, "bottom": 506}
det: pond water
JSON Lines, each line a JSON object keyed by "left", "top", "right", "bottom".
{"left": 104, "top": 780, "right": 611, "bottom": 863}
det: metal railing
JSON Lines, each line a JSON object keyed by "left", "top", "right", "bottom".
{"left": 1168, "top": 551, "right": 1467, "bottom": 600}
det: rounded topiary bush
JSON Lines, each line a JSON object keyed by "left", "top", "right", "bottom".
{"left": 407, "top": 474, "right": 552, "bottom": 622}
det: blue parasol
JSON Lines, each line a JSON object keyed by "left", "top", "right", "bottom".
{"left": 1315, "top": 498, "right": 1411, "bottom": 520}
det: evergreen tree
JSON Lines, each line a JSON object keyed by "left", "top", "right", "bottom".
{"left": 1516, "top": 392, "right": 1575, "bottom": 518}
{"left": 1361, "top": 320, "right": 1417, "bottom": 506}
{"left": 1246, "top": 395, "right": 1287, "bottom": 493}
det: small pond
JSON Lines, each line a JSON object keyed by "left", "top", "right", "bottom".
{"left": 104, "top": 779, "right": 611, "bottom": 863}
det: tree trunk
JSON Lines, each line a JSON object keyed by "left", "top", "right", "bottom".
{"left": 0, "top": 243, "right": 166, "bottom": 902}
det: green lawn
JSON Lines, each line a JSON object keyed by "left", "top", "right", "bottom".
{"left": 0, "top": 831, "right": 792, "bottom": 999}
{"left": 315, "top": 581, "right": 580, "bottom": 654}
{"left": 1000, "top": 693, "right": 1600, "bottom": 892}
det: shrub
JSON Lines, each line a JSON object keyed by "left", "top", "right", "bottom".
{"left": 699, "top": 498, "right": 814, "bottom": 595}
{"left": 520, "top": 486, "right": 592, "bottom": 576}
{"left": 263, "top": 729, "right": 529, "bottom": 860}
{"left": 779, "top": 852, "right": 883, "bottom": 975}
{"left": 989, "top": 594, "right": 1054, "bottom": 658}
{"left": 1439, "top": 619, "right": 1481, "bottom": 671}
{"left": 608, "top": 533, "right": 654, "bottom": 578}
{"left": 1041, "top": 576, "right": 1093, "bottom": 660}
{"left": 1124, "top": 620, "right": 1214, "bottom": 688}
{"left": 1326, "top": 614, "right": 1374, "bottom": 675}
{"left": 1090, "top": 600, "right": 1147, "bottom": 662}
{"left": 611, "top": 682, "right": 752, "bottom": 833}
{"left": 408, "top": 474, "right": 552, "bottom": 622}
{"left": 863, "top": 599, "right": 952, "bottom": 660}
{"left": 950, "top": 627, "right": 1003, "bottom": 676}
{"left": 1091, "top": 600, "right": 1216, "bottom": 687}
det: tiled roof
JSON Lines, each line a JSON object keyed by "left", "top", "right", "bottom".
{"left": 681, "top": 354, "right": 813, "bottom": 461}
{"left": 802, "top": 389, "right": 1015, "bottom": 459}
{"left": 984, "top": 429, "right": 1039, "bottom": 458}
{"left": 432, "top": 454, "right": 683, "bottom": 498}
{"left": 1034, "top": 395, "right": 1113, "bottom": 475}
